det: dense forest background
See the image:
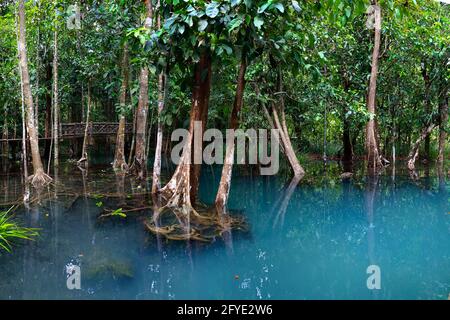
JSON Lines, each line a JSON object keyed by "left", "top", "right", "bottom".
{"left": 0, "top": 0, "right": 448, "bottom": 193}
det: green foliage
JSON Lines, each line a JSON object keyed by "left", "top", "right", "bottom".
{"left": 110, "top": 208, "right": 126, "bottom": 218}
{"left": 0, "top": 208, "right": 39, "bottom": 253}
{"left": 0, "top": 0, "right": 448, "bottom": 163}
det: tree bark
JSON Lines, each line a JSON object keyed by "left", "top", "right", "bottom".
{"left": 34, "top": 16, "right": 40, "bottom": 130}
{"left": 78, "top": 83, "right": 91, "bottom": 167}
{"left": 190, "top": 53, "right": 212, "bottom": 204}
{"left": 113, "top": 43, "right": 129, "bottom": 172}
{"left": 160, "top": 51, "right": 211, "bottom": 209}
{"left": 44, "top": 61, "right": 52, "bottom": 158}
{"left": 128, "top": 98, "right": 137, "bottom": 165}
{"left": 365, "top": 3, "right": 384, "bottom": 173}
{"left": 438, "top": 95, "right": 448, "bottom": 165}
{"left": 215, "top": 52, "right": 247, "bottom": 214}
{"left": 53, "top": 0, "right": 59, "bottom": 168}
{"left": 132, "top": 67, "right": 149, "bottom": 179}
{"left": 151, "top": 71, "right": 166, "bottom": 193}
{"left": 18, "top": 0, "right": 51, "bottom": 187}
{"left": 421, "top": 62, "right": 431, "bottom": 161}
{"left": 407, "top": 123, "right": 436, "bottom": 171}
{"left": 2, "top": 104, "right": 8, "bottom": 158}
{"left": 131, "top": 0, "right": 153, "bottom": 180}
{"left": 341, "top": 73, "right": 353, "bottom": 163}
{"left": 152, "top": 0, "right": 167, "bottom": 194}
{"left": 269, "top": 69, "right": 305, "bottom": 178}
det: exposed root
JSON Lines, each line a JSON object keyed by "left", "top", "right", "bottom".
{"left": 129, "top": 158, "right": 146, "bottom": 180}
{"left": 28, "top": 169, "right": 52, "bottom": 188}
{"left": 145, "top": 204, "right": 248, "bottom": 242}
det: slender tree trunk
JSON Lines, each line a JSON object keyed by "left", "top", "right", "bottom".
{"left": 421, "top": 62, "right": 431, "bottom": 161}
{"left": 16, "top": 6, "right": 29, "bottom": 199}
{"left": 215, "top": 52, "right": 247, "bottom": 213}
{"left": 151, "top": 71, "right": 166, "bottom": 193}
{"left": 438, "top": 95, "right": 448, "bottom": 165}
{"left": 78, "top": 83, "right": 91, "bottom": 167}
{"left": 53, "top": 1, "right": 59, "bottom": 168}
{"left": 2, "top": 104, "right": 8, "bottom": 158}
{"left": 365, "top": 3, "right": 384, "bottom": 172}
{"left": 34, "top": 19, "right": 40, "bottom": 130}
{"left": 151, "top": 0, "right": 165, "bottom": 193}
{"left": 20, "top": 66, "right": 29, "bottom": 202}
{"left": 341, "top": 74, "right": 353, "bottom": 164}
{"left": 131, "top": 0, "right": 153, "bottom": 180}
{"left": 342, "top": 111, "right": 352, "bottom": 162}
{"left": 113, "top": 43, "right": 129, "bottom": 171}
{"left": 132, "top": 67, "right": 149, "bottom": 179}
{"left": 44, "top": 62, "right": 52, "bottom": 158}
{"left": 407, "top": 123, "right": 436, "bottom": 171}
{"left": 18, "top": 0, "right": 51, "bottom": 187}
{"left": 265, "top": 69, "right": 305, "bottom": 178}
{"left": 128, "top": 99, "right": 137, "bottom": 165}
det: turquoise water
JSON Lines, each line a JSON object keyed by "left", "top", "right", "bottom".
{"left": 0, "top": 162, "right": 449, "bottom": 300}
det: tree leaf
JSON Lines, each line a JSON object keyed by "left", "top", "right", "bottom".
{"left": 254, "top": 16, "right": 264, "bottom": 29}
{"left": 198, "top": 19, "right": 208, "bottom": 32}
{"left": 258, "top": 2, "right": 271, "bottom": 14}
{"left": 291, "top": 0, "right": 301, "bottom": 12}
{"left": 274, "top": 3, "right": 284, "bottom": 13}
{"left": 228, "top": 17, "right": 243, "bottom": 32}
{"left": 206, "top": 2, "right": 220, "bottom": 18}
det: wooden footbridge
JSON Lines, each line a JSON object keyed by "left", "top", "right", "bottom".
{"left": 0, "top": 122, "right": 133, "bottom": 142}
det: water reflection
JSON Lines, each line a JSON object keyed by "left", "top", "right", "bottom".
{"left": 0, "top": 161, "right": 449, "bottom": 299}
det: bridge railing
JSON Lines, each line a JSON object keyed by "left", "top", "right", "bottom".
{"left": 0, "top": 122, "right": 133, "bottom": 142}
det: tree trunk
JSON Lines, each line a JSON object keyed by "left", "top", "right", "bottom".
{"left": 151, "top": 0, "right": 165, "bottom": 193}
{"left": 190, "top": 53, "right": 212, "bottom": 204}
{"left": 128, "top": 99, "right": 137, "bottom": 165}
{"left": 266, "top": 69, "right": 305, "bottom": 178}
{"left": 131, "top": 0, "right": 153, "bottom": 180}
{"left": 34, "top": 19, "right": 40, "bottom": 130}
{"left": 160, "top": 51, "right": 211, "bottom": 210}
{"left": 341, "top": 74, "right": 353, "bottom": 163}
{"left": 78, "top": 83, "right": 91, "bottom": 167}
{"left": 18, "top": 0, "right": 51, "bottom": 187}
{"left": 421, "top": 62, "right": 431, "bottom": 161}
{"left": 215, "top": 52, "right": 247, "bottom": 214}
{"left": 113, "top": 43, "right": 129, "bottom": 172}
{"left": 2, "top": 104, "right": 8, "bottom": 158}
{"left": 44, "top": 61, "right": 52, "bottom": 159}
{"left": 342, "top": 112, "right": 353, "bottom": 162}
{"left": 438, "top": 95, "right": 448, "bottom": 165}
{"left": 151, "top": 70, "right": 166, "bottom": 193}
{"left": 365, "top": 3, "right": 384, "bottom": 173}
{"left": 20, "top": 65, "right": 29, "bottom": 202}
{"left": 407, "top": 123, "right": 436, "bottom": 171}
{"left": 132, "top": 67, "right": 149, "bottom": 179}
{"left": 53, "top": 2, "right": 59, "bottom": 168}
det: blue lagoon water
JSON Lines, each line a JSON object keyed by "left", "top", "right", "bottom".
{"left": 0, "top": 162, "right": 449, "bottom": 299}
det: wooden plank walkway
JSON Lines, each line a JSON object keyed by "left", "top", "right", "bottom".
{"left": 0, "top": 122, "right": 132, "bottom": 142}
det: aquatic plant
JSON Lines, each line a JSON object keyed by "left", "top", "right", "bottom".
{"left": 0, "top": 207, "right": 39, "bottom": 252}
{"left": 99, "top": 208, "right": 127, "bottom": 219}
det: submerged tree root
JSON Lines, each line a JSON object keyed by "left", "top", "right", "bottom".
{"left": 28, "top": 170, "right": 52, "bottom": 188}
{"left": 145, "top": 204, "right": 248, "bottom": 242}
